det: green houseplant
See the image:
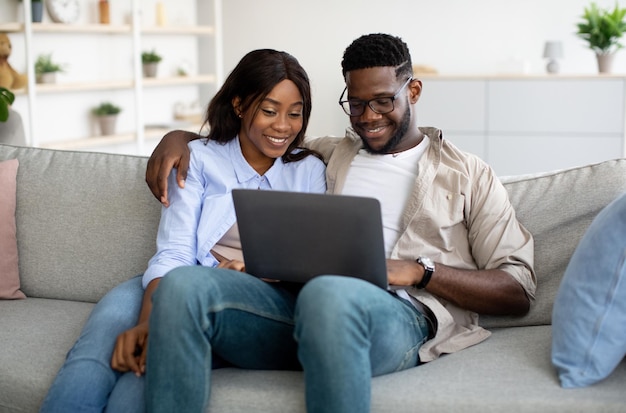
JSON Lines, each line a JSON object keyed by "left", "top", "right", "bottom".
{"left": 141, "top": 49, "right": 162, "bottom": 78}
{"left": 34, "top": 54, "right": 65, "bottom": 84}
{"left": 0, "top": 87, "right": 15, "bottom": 122}
{"left": 576, "top": 2, "right": 626, "bottom": 73}
{"left": 92, "top": 102, "right": 121, "bottom": 117}
{"left": 92, "top": 102, "right": 121, "bottom": 136}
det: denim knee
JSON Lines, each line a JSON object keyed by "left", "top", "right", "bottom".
{"left": 298, "top": 275, "right": 342, "bottom": 312}
{"left": 92, "top": 276, "right": 143, "bottom": 325}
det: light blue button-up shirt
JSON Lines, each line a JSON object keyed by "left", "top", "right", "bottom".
{"left": 142, "top": 137, "right": 327, "bottom": 287}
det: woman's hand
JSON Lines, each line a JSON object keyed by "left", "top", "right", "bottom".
{"left": 217, "top": 258, "right": 246, "bottom": 272}
{"left": 111, "top": 321, "right": 149, "bottom": 376}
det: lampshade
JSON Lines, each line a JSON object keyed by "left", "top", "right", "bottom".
{"left": 543, "top": 41, "right": 564, "bottom": 59}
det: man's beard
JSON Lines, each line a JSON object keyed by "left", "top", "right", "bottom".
{"left": 360, "top": 107, "right": 411, "bottom": 155}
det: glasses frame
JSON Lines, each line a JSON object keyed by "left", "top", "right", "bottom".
{"left": 338, "top": 77, "right": 413, "bottom": 117}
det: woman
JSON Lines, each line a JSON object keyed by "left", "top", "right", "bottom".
{"left": 39, "top": 48, "right": 326, "bottom": 413}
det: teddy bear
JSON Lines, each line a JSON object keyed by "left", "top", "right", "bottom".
{"left": 0, "top": 33, "right": 28, "bottom": 90}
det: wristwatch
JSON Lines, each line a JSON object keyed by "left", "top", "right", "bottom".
{"left": 415, "top": 256, "right": 435, "bottom": 289}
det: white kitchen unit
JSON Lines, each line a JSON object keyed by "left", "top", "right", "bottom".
{"left": 417, "top": 75, "right": 626, "bottom": 176}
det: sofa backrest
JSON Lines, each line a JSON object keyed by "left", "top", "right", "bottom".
{"left": 0, "top": 144, "right": 161, "bottom": 303}
{"left": 481, "top": 158, "right": 626, "bottom": 328}
{"left": 3, "top": 143, "right": 626, "bottom": 324}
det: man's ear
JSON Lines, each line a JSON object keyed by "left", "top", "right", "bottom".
{"left": 409, "top": 79, "right": 422, "bottom": 103}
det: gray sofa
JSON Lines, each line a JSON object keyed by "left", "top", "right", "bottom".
{"left": 1, "top": 142, "right": 626, "bottom": 413}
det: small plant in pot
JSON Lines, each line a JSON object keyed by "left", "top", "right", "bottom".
{"left": 576, "top": 2, "right": 626, "bottom": 73}
{"left": 141, "top": 49, "right": 162, "bottom": 78}
{"left": 92, "top": 101, "right": 121, "bottom": 136}
{"left": 34, "top": 53, "right": 65, "bottom": 84}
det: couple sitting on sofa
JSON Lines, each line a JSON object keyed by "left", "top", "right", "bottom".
{"left": 39, "top": 32, "right": 624, "bottom": 413}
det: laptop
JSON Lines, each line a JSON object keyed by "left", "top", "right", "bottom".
{"left": 232, "top": 189, "right": 388, "bottom": 289}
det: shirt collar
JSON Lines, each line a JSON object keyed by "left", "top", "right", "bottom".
{"left": 229, "top": 135, "right": 284, "bottom": 188}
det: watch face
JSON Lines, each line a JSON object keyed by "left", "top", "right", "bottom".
{"left": 46, "top": 0, "right": 80, "bottom": 24}
{"left": 419, "top": 256, "right": 435, "bottom": 269}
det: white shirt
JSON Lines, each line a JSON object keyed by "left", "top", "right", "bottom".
{"left": 341, "top": 135, "right": 430, "bottom": 255}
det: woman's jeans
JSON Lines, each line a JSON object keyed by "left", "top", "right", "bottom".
{"left": 39, "top": 276, "right": 145, "bottom": 413}
{"left": 145, "top": 266, "right": 431, "bottom": 413}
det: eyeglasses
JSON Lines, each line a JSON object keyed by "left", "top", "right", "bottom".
{"left": 338, "top": 77, "right": 413, "bottom": 117}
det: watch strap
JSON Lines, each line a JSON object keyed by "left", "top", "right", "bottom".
{"left": 415, "top": 257, "right": 434, "bottom": 289}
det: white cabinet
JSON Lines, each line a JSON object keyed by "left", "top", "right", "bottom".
{"left": 418, "top": 75, "right": 626, "bottom": 176}
{"left": 1, "top": 0, "right": 223, "bottom": 155}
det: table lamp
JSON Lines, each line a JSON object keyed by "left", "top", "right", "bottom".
{"left": 543, "top": 41, "right": 564, "bottom": 74}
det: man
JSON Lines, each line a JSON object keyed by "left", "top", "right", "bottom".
{"left": 144, "top": 33, "right": 535, "bottom": 413}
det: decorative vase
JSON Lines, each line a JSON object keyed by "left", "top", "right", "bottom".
{"left": 596, "top": 52, "right": 615, "bottom": 74}
{"left": 142, "top": 63, "right": 158, "bottom": 78}
{"left": 98, "top": 0, "right": 110, "bottom": 24}
{"left": 97, "top": 114, "right": 118, "bottom": 136}
{"left": 31, "top": 2, "right": 44, "bottom": 23}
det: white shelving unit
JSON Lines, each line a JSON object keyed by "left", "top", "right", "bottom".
{"left": 2, "top": 0, "right": 223, "bottom": 155}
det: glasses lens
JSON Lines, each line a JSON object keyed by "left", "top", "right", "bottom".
{"left": 347, "top": 101, "right": 364, "bottom": 116}
{"left": 369, "top": 98, "right": 394, "bottom": 114}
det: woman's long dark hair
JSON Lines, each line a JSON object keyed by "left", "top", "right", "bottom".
{"left": 201, "top": 49, "right": 320, "bottom": 163}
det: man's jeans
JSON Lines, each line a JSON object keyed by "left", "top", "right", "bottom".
{"left": 146, "top": 266, "right": 431, "bottom": 413}
{"left": 39, "top": 276, "right": 145, "bottom": 413}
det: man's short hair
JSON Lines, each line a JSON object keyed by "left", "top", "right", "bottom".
{"left": 341, "top": 33, "right": 413, "bottom": 80}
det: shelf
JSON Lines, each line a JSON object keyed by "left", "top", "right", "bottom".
{"left": 40, "top": 133, "right": 137, "bottom": 150}
{"left": 141, "top": 26, "right": 214, "bottom": 35}
{"left": 0, "top": 23, "right": 23, "bottom": 32}
{"left": 143, "top": 74, "right": 216, "bottom": 87}
{"left": 14, "top": 75, "right": 216, "bottom": 95}
{"left": 0, "top": 22, "right": 214, "bottom": 35}
{"left": 34, "top": 80, "right": 134, "bottom": 93}
{"left": 31, "top": 22, "right": 131, "bottom": 34}
{"left": 145, "top": 123, "right": 203, "bottom": 138}
{"left": 40, "top": 122, "right": 203, "bottom": 151}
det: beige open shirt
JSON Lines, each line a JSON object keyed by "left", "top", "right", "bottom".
{"left": 306, "top": 127, "right": 536, "bottom": 362}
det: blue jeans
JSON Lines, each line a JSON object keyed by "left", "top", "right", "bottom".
{"left": 39, "top": 276, "right": 145, "bottom": 413}
{"left": 145, "top": 267, "right": 431, "bottom": 413}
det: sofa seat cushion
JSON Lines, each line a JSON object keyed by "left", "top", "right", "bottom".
{"left": 207, "top": 326, "right": 626, "bottom": 413}
{"left": 0, "top": 298, "right": 93, "bottom": 412}
{"left": 2, "top": 303, "right": 626, "bottom": 413}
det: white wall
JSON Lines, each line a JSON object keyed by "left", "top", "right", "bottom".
{"left": 1, "top": 0, "right": 625, "bottom": 145}
{"left": 219, "top": 0, "right": 626, "bottom": 139}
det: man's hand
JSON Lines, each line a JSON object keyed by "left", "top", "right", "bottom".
{"left": 387, "top": 259, "right": 423, "bottom": 287}
{"left": 146, "top": 130, "right": 197, "bottom": 207}
{"left": 387, "top": 258, "right": 530, "bottom": 316}
{"left": 111, "top": 322, "right": 149, "bottom": 376}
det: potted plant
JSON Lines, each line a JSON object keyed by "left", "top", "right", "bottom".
{"left": 92, "top": 101, "right": 121, "bottom": 136}
{"left": 0, "top": 87, "right": 15, "bottom": 122}
{"left": 34, "top": 53, "right": 64, "bottom": 84}
{"left": 141, "top": 49, "right": 162, "bottom": 78}
{"left": 576, "top": 2, "right": 626, "bottom": 73}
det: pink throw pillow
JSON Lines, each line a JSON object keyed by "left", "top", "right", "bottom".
{"left": 0, "top": 159, "right": 25, "bottom": 299}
